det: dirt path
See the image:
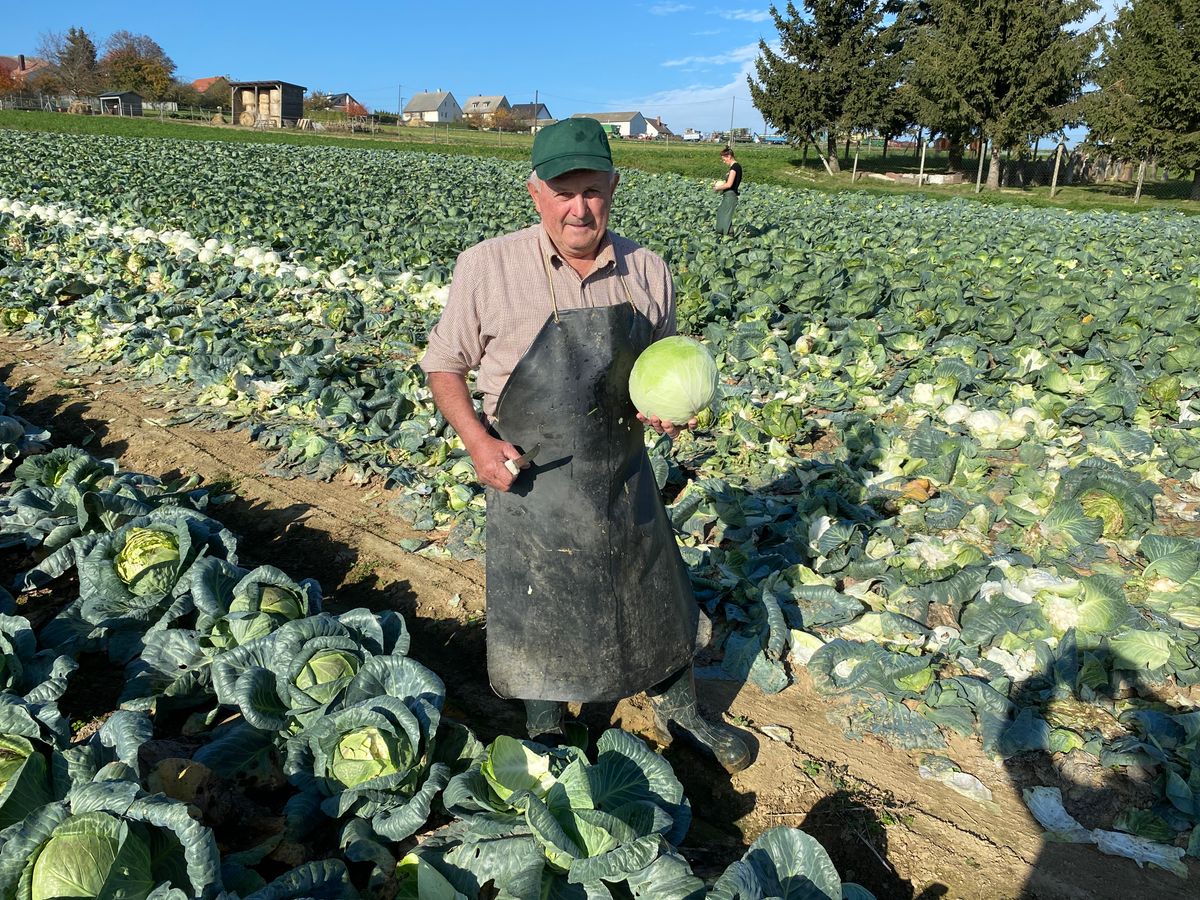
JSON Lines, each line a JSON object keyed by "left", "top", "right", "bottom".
{"left": 2, "top": 337, "right": 1193, "bottom": 900}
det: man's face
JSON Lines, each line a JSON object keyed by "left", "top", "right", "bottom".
{"left": 528, "top": 169, "right": 619, "bottom": 260}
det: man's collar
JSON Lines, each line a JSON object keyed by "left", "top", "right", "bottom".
{"left": 537, "top": 225, "right": 616, "bottom": 272}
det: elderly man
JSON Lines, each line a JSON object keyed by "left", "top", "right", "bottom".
{"left": 420, "top": 117, "right": 750, "bottom": 772}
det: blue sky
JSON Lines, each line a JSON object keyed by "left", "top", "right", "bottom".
{"left": 7, "top": 1, "right": 1119, "bottom": 138}
{"left": 6, "top": 1, "right": 780, "bottom": 134}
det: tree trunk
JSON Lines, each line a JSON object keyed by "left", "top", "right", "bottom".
{"left": 882, "top": 137, "right": 888, "bottom": 159}
{"left": 947, "top": 137, "right": 964, "bottom": 172}
{"left": 986, "top": 145, "right": 1002, "bottom": 190}
{"left": 1191, "top": 170, "right": 1200, "bottom": 201}
{"left": 810, "top": 132, "right": 835, "bottom": 175}
{"left": 826, "top": 132, "right": 841, "bottom": 174}
{"left": 844, "top": 134, "right": 851, "bottom": 164}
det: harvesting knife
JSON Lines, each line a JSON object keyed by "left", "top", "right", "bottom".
{"left": 504, "top": 442, "right": 541, "bottom": 475}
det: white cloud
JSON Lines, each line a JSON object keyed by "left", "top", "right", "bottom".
{"left": 691, "top": 28, "right": 724, "bottom": 35}
{"left": 716, "top": 8, "right": 772, "bottom": 22}
{"left": 617, "top": 42, "right": 776, "bottom": 135}
{"left": 650, "top": 2, "right": 693, "bottom": 13}
{"left": 662, "top": 42, "right": 759, "bottom": 68}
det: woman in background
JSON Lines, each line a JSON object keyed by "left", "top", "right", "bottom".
{"left": 713, "top": 146, "right": 742, "bottom": 236}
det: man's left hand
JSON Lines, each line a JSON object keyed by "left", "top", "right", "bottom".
{"left": 637, "top": 413, "right": 698, "bottom": 439}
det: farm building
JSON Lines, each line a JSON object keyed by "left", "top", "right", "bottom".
{"left": 463, "top": 95, "right": 509, "bottom": 124}
{"left": 511, "top": 102, "right": 554, "bottom": 129}
{"left": 327, "top": 93, "right": 369, "bottom": 116}
{"left": 403, "top": 91, "right": 462, "bottom": 124}
{"left": 230, "top": 81, "right": 306, "bottom": 127}
{"left": 644, "top": 116, "right": 674, "bottom": 139}
{"left": 99, "top": 91, "right": 143, "bottom": 117}
{"left": 191, "top": 76, "right": 228, "bottom": 95}
{"left": 571, "top": 111, "right": 648, "bottom": 138}
{"left": 0, "top": 54, "right": 50, "bottom": 85}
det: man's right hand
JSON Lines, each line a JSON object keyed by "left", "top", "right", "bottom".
{"left": 466, "top": 433, "right": 528, "bottom": 491}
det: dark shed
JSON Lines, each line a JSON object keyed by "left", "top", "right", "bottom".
{"left": 98, "top": 91, "right": 143, "bottom": 116}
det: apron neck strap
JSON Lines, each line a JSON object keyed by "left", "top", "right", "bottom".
{"left": 539, "top": 246, "right": 561, "bottom": 324}
{"left": 540, "top": 239, "right": 634, "bottom": 322}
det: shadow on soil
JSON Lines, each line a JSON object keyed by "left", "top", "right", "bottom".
{"left": 1001, "top": 670, "right": 1197, "bottom": 899}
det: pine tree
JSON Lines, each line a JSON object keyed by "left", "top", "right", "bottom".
{"left": 907, "top": 0, "right": 1096, "bottom": 189}
{"left": 37, "top": 27, "right": 99, "bottom": 98}
{"left": 1088, "top": 0, "right": 1200, "bottom": 200}
{"left": 748, "top": 0, "right": 887, "bottom": 174}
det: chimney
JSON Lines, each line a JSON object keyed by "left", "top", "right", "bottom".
{"left": 18, "top": 54, "right": 26, "bottom": 72}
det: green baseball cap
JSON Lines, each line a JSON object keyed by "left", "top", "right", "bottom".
{"left": 531, "top": 118, "right": 614, "bottom": 181}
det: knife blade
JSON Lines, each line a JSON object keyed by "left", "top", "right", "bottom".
{"left": 504, "top": 442, "right": 541, "bottom": 475}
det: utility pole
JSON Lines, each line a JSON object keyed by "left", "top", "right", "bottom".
{"left": 397, "top": 84, "right": 403, "bottom": 135}
{"left": 729, "top": 96, "right": 735, "bottom": 140}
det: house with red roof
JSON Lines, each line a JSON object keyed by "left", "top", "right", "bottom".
{"left": 191, "top": 76, "right": 226, "bottom": 94}
{"left": 0, "top": 54, "right": 50, "bottom": 84}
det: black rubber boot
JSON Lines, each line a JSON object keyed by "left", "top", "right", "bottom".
{"left": 648, "top": 665, "right": 752, "bottom": 773}
{"left": 524, "top": 699, "right": 565, "bottom": 744}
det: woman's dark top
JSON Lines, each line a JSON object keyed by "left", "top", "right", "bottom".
{"left": 728, "top": 162, "right": 743, "bottom": 194}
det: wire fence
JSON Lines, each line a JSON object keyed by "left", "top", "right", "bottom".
{"left": 0, "top": 93, "right": 219, "bottom": 122}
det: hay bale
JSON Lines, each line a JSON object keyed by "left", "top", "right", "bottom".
{"left": 67, "top": 100, "right": 91, "bottom": 115}
{"left": 211, "top": 112, "right": 227, "bottom": 125}
{"left": 238, "top": 110, "right": 256, "bottom": 126}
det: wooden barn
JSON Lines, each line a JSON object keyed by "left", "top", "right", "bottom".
{"left": 230, "top": 81, "right": 305, "bottom": 127}
{"left": 99, "top": 91, "right": 143, "bottom": 116}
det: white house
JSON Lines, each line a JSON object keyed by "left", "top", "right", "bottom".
{"left": 571, "top": 111, "right": 648, "bottom": 138}
{"left": 403, "top": 90, "right": 462, "bottom": 124}
{"left": 463, "top": 95, "right": 510, "bottom": 124}
{"left": 644, "top": 116, "right": 674, "bottom": 139}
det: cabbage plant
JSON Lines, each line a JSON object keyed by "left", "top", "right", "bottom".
{"left": 194, "top": 562, "right": 322, "bottom": 653}
{"left": 709, "top": 826, "right": 876, "bottom": 900}
{"left": 0, "top": 614, "right": 75, "bottom": 704}
{"left": 120, "top": 562, "right": 323, "bottom": 712}
{"left": 0, "top": 781, "right": 221, "bottom": 900}
{"left": 0, "top": 697, "right": 64, "bottom": 830}
{"left": 0, "top": 385, "right": 50, "bottom": 475}
{"left": 212, "top": 610, "right": 409, "bottom": 732}
{"left": 7, "top": 460, "right": 212, "bottom": 594}
{"left": 56, "top": 508, "right": 238, "bottom": 662}
{"left": 428, "top": 729, "right": 697, "bottom": 897}
{"left": 284, "top": 655, "right": 468, "bottom": 841}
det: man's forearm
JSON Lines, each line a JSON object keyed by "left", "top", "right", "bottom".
{"left": 428, "top": 371, "right": 489, "bottom": 449}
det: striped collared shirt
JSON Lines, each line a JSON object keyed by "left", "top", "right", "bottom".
{"left": 420, "top": 224, "right": 676, "bottom": 418}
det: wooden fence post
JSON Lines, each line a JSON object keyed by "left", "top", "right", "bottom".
{"left": 974, "top": 131, "right": 987, "bottom": 194}
{"left": 852, "top": 141, "right": 860, "bottom": 182}
{"left": 1050, "top": 142, "right": 1064, "bottom": 198}
{"left": 1134, "top": 156, "right": 1147, "bottom": 204}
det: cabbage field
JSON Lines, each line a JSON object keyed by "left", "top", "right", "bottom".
{"left": 3, "top": 126, "right": 1200, "bottom": 894}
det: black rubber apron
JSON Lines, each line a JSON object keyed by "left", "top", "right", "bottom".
{"left": 484, "top": 265, "right": 697, "bottom": 701}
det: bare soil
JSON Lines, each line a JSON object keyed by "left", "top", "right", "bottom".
{"left": 2, "top": 337, "right": 1195, "bottom": 900}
